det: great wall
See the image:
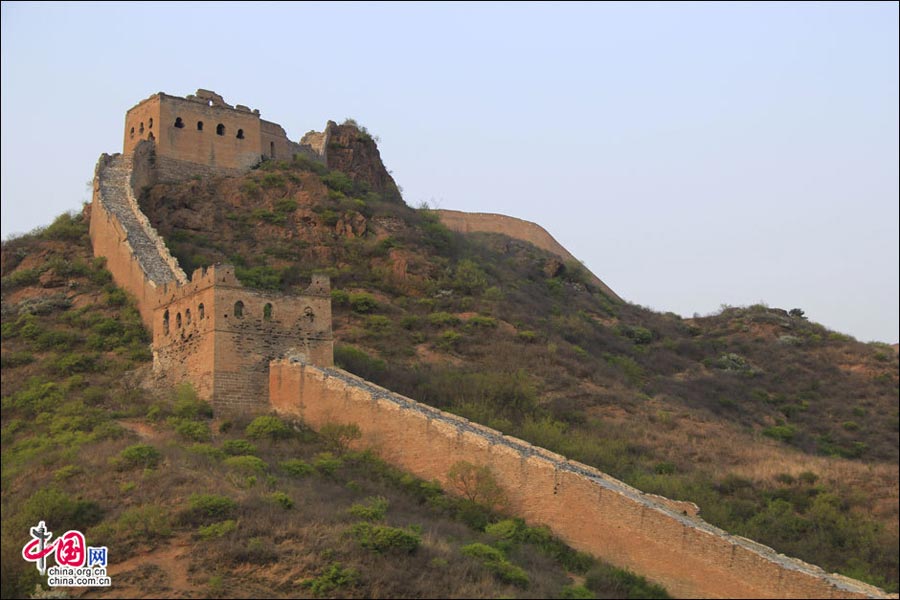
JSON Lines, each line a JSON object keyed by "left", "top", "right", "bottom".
{"left": 87, "top": 89, "right": 893, "bottom": 599}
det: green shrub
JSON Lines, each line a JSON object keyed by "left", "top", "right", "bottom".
{"left": 349, "top": 292, "right": 378, "bottom": 313}
{"left": 452, "top": 259, "right": 488, "bottom": 295}
{"left": 3, "top": 268, "right": 42, "bottom": 289}
{"left": 172, "top": 383, "right": 212, "bottom": 419}
{"left": 365, "top": 315, "right": 392, "bottom": 333}
{"left": 116, "top": 444, "right": 162, "bottom": 470}
{"left": 274, "top": 198, "right": 298, "bottom": 213}
{"left": 447, "top": 461, "right": 507, "bottom": 511}
{"left": 437, "top": 329, "right": 462, "bottom": 350}
{"left": 223, "top": 439, "right": 258, "bottom": 456}
{"left": 51, "top": 352, "right": 99, "bottom": 375}
{"left": 322, "top": 171, "right": 354, "bottom": 194}
{"left": 223, "top": 455, "right": 268, "bottom": 474}
{"left": 19, "top": 487, "right": 103, "bottom": 534}
{"left": 585, "top": 563, "right": 670, "bottom": 598}
{"left": 197, "top": 519, "right": 237, "bottom": 539}
{"left": 185, "top": 494, "right": 237, "bottom": 523}
{"left": 763, "top": 424, "right": 797, "bottom": 442}
{"left": 466, "top": 315, "right": 497, "bottom": 328}
{"left": 561, "top": 584, "right": 595, "bottom": 599}
{"left": 349, "top": 522, "right": 421, "bottom": 554}
{"left": 461, "top": 543, "right": 529, "bottom": 588}
{"left": 428, "top": 311, "right": 461, "bottom": 326}
{"left": 42, "top": 212, "right": 86, "bottom": 241}
{"left": 1, "top": 351, "right": 34, "bottom": 368}
{"left": 348, "top": 496, "right": 389, "bottom": 521}
{"left": 518, "top": 330, "right": 538, "bottom": 342}
{"left": 245, "top": 415, "right": 292, "bottom": 440}
{"left": 319, "top": 422, "right": 362, "bottom": 455}
{"left": 313, "top": 452, "right": 343, "bottom": 475}
{"left": 461, "top": 542, "right": 505, "bottom": 563}
{"left": 173, "top": 419, "right": 211, "bottom": 442}
{"left": 116, "top": 505, "right": 172, "bottom": 541}
{"left": 280, "top": 458, "right": 314, "bottom": 477}
{"left": 269, "top": 491, "right": 294, "bottom": 509}
{"left": 301, "top": 563, "right": 359, "bottom": 597}
{"left": 261, "top": 172, "right": 286, "bottom": 188}
{"left": 331, "top": 289, "right": 350, "bottom": 306}
{"left": 334, "top": 345, "right": 386, "bottom": 380}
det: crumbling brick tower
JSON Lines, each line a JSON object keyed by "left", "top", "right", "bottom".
{"left": 152, "top": 266, "right": 333, "bottom": 412}
{"left": 123, "top": 88, "right": 321, "bottom": 183}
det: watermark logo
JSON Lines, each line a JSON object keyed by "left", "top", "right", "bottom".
{"left": 21, "top": 521, "right": 111, "bottom": 587}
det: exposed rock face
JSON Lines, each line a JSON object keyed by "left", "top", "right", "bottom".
{"left": 335, "top": 210, "right": 367, "bottom": 238}
{"left": 324, "top": 121, "right": 402, "bottom": 202}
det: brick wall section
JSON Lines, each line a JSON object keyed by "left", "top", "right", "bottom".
{"left": 269, "top": 361, "right": 893, "bottom": 600}
{"left": 89, "top": 153, "right": 187, "bottom": 328}
{"left": 436, "top": 209, "right": 622, "bottom": 302}
{"left": 152, "top": 267, "right": 333, "bottom": 412}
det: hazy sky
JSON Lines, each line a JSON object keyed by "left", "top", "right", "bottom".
{"left": 2, "top": 2, "right": 898, "bottom": 343}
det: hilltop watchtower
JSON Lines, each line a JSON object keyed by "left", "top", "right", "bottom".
{"left": 124, "top": 89, "right": 320, "bottom": 182}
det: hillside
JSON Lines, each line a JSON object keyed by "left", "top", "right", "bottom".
{"left": 135, "top": 145, "right": 899, "bottom": 591}
{"left": 0, "top": 216, "right": 669, "bottom": 599}
{"left": 1, "top": 123, "right": 897, "bottom": 597}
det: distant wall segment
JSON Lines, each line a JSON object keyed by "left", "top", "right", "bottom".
{"left": 270, "top": 360, "right": 892, "bottom": 600}
{"left": 436, "top": 209, "right": 622, "bottom": 302}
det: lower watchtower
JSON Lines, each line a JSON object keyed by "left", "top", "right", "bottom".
{"left": 152, "top": 265, "right": 333, "bottom": 411}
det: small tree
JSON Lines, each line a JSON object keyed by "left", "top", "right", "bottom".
{"left": 320, "top": 422, "right": 362, "bottom": 455}
{"left": 789, "top": 308, "right": 806, "bottom": 319}
{"left": 447, "top": 461, "right": 507, "bottom": 512}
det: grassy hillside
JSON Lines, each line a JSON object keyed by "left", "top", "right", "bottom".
{"left": 1, "top": 215, "right": 669, "bottom": 599}
{"left": 136, "top": 151, "right": 899, "bottom": 591}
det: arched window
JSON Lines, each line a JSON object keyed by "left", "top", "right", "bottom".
{"left": 263, "top": 303, "right": 273, "bottom": 321}
{"left": 176, "top": 312, "right": 182, "bottom": 329}
{"left": 197, "top": 121, "right": 204, "bottom": 131}
{"left": 198, "top": 303, "right": 205, "bottom": 319}
{"left": 163, "top": 310, "right": 170, "bottom": 335}
{"left": 234, "top": 300, "right": 244, "bottom": 318}
{"left": 174, "top": 117, "right": 184, "bottom": 128}
{"left": 270, "top": 141, "right": 275, "bottom": 157}
{"left": 148, "top": 132, "right": 155, "bottom": 141}
{"left": 139, "top": 122, "right": 144, "bottom": 134}
{"left": 148, "top": 118, "right": 153, "bottom": 129}
{"left": 185, "top": 308, "right": 192, "bottom": 325}
{"left": 236, "top": 129, "right": 244, "bottom": 139}
{"left": 130, "top": 127, "right": 135, "bottom": 139}
{"left": 216, "top": 123, "right": 225, "bottom": 136}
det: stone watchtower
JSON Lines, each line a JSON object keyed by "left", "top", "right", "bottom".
{"left": 124, "top": 88, "right": 322, "bottom": 183}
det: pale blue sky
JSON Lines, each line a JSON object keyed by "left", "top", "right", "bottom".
{"left": 2, "top": 2, "right": 898, "bottom": 343}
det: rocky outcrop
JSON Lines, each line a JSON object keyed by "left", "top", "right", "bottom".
{"left": 324, "top": 121, "right": 402, "bottom": 202}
